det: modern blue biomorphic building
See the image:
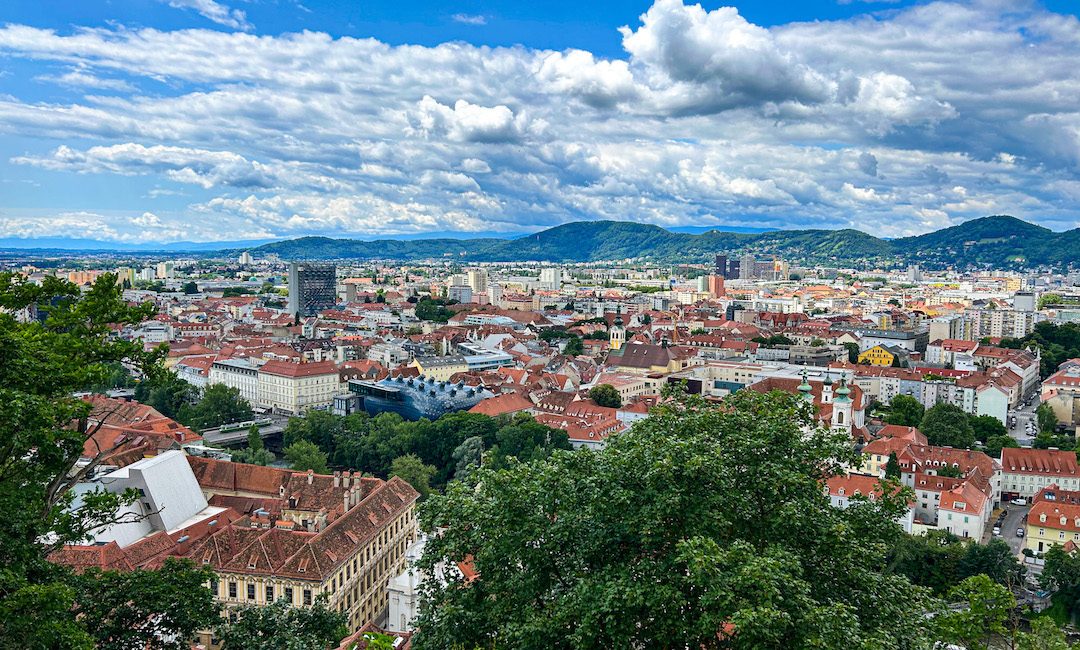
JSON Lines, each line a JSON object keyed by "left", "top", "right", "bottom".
{"left": 342, "top": 376, "right": 493, "bottom": 420}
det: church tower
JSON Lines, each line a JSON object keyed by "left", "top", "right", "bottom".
{"left": 609, "top": 307, "right": 625, "bottom": 352}
{"left": 831, "top": 374, "right": 853, "bottom": 432}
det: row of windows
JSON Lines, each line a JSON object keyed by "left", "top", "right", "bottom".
{"left": 220, "top": 580, "right": 311, "bottom": 606}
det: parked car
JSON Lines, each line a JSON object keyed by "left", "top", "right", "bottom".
{"left": 993, "top": 526, "right": 1002, "bottom": 536}
{"left": 1013, "top": 498, "right": 1028, "bottom": 506}
{"left": 1017, "top": 528, "right": 1025, "bottom": 537}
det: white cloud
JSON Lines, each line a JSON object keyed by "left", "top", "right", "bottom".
{"left": 161, "top": 0, "right": 251, "bottom": 31}
{"left": 451, "top": 14, "right": 487, "bottom": 26}
{"left": 0, "top": 1, "right": 1079, "bottom": 242}
{"left": 408, "top": 96, "right": 532, "bottom": 143}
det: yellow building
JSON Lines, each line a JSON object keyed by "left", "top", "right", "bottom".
{"left": 411, "top": 355, "right": 469, "bottom": 381}
{"left": 858, "top": 344, "right": 897, "bottom": 367}
{"left": 185, "top": 461, "right": 420, "bottom": 644}
{"left": 1024, "top": 485, "right": 1080, "bottom": 554}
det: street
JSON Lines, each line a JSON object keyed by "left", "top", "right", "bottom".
{"left": 1007, "top": 391, "right": 1041, "bottom": 447}
{"left": 985, "top": 501, "right": 1031, "bottom": 554}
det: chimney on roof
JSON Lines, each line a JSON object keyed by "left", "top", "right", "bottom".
{"left": 343, "top": 489, "right": 350, "bottom": 513}
{"left": 333, "top": 471, "right": 341, "bottom": 488}
{"left": 307, "top": 469, "right": 314, "bottom": 485}
{"left": 342, "top": 471, "right": 351, "bottom": 489}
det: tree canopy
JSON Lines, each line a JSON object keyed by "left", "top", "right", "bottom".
{"left": 588, "top": 383, "right": 622, "bottom": 408}
{"left": 414, "top": 389, "right": 932, "bottom": 649}
{"left": 920, "top": 403, "right": 977, "bottom": 449}
{"left": 0, "top": 272, "right": 217, "bottom": 647}
{"left": 885, "top": 395, "right": 925, "bottom": 427}
{"left": 214, "top": 595, "right": 347, "bottom": 650}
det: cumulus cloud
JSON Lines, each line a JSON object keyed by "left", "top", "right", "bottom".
{"left": 408, "top": 96, "right": 532, "bottom": 143}
{"left": 0, "top": 0, "right": 1079, "bottom": 241}
{"left": 619, "top": 0, "right": 833, "bottom": 114}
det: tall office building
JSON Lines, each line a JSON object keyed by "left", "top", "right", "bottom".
{"left": 155, "top": 261, "right": 175, "bottom": 279}
{"left": 539, "top": 267, "right": 562, "bottom": 290}
{"left": 714, "top": 254, "right": 728, "bottom": 279}
{"left": 287, "top": 262, "right": 337, "bottom": 316}
{"left": 467, "top": 269, "right": 488, "bottom": 295}
{"left": 739, "top": 254, "right": 756, "bottom": 280}
{"left": 708, "top": 275, "right": 725, "bottom": 298}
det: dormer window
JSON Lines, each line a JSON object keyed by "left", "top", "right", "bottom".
{"left": 1041, "top": 513, "right": 1047, "bottom": 523}
{"left": 1062, "top": 516, "right": 1068, "bottom": 526}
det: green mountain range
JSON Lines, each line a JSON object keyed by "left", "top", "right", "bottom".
{"left": 252, "top": 215, "right": 1078, "bottom": 268}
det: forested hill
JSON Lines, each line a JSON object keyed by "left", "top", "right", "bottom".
{"left": 252, "top": 215, "right": 1077, "bottom": 267}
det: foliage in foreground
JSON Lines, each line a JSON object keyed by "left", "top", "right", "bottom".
{"left": 0, "top": 273, "right": 219, "bottom": 648}
{"left": 414, "top": 389, "right": 933, "bottom": 649}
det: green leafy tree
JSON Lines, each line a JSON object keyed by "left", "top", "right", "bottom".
{"left": 957, "top": 538, "right": 1025, "bottom": 587}
{"left": 844, "top": 342, "right": 861, "bottom": 364}
{"left": 0, "top": 272, "right": 213, "bottom": 647}
{"left": 182, "top": 383, "right": 253, "bottom": 430}
{"left": 562, "top": 334, "right": 584, "bottom": 356}
{"left": 1016, "top": 616, "right": 1075, "bottom": 650}
{"left": 985, "top": 434, "right": 1019, "bottom": 458}
{"left": 414, "top": 389, "right": 932, "bottom": 649}
{"left": 452, "top": 435, "right": 485, "bottom": 481}
{"left": 214, "top": 594, "right": 347, "bottom": 650}
{"left": 74, "top": 558, "right": 219, "bottom": 650}
{"left": 935, "top": 574, "right": 1015, "bottom": 650}
{"left": 181, "top": 281, "right": 199, "bottom": 294}
{"left": 487, "top": 415, "right": 571, "bottom": 469}
{"left": 920, "top": 402, "right": 977, "bottom": 449}
{"left": 390, "top": 454, "right": 437, "bottom": 499}
{"left": 135, "top": 371, "right": 195, "bottom": 421}
{"left": 589, "top": 383, "right": 623, "bottom": 408}
{"left": 1038, "top": 403, "right": 1060, "bottom": 435}
{"left": 85, "top": 360, "right": 135, "bottom": 393}
{"left": 1041, "top": 545, "right": 1080, "bottom": 620}
{"left": 233, "top": 425, "right": 275, "bottom": 466}
{"left": 885, "top": 451, "right": 901, "bottom": 479}
{"left": 887, "top": 530, "right": 965, "bottom": 595}
{"left": 285, "top": 439, "right": 330, "bottom": 474}
{"left": 284, "top": 409, "right": 346, "bottom": 454}
{"left": 884, "top": 395, "right": 924, "bottom": 427}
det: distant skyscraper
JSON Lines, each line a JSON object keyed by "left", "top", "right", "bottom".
{"left": 539, "top": 268, "right": 562, "bottom": 290}
{"left": 467, "top": 269, "right": 488, "bottom": 294}
{"left": 238, "top": 251, "right": 254, "bottom": 265}
{"left": 714, "top": 254, "right": 728, "bottom": 278}
{"left": 739, "top": 254, "right": 756, "bottom": 280}
{"left": 155, "top": 261, "right": 175, "bottom": 279}
{"left": 287, "top": 262, "right": 337, "bottom": 316}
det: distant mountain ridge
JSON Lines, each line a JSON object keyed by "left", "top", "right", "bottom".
{"left": 252, "top": 215, "right": 1076, "bottom": 268}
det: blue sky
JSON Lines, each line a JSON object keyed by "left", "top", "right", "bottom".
{"left": 1, "top": 0, "right": 1080, "bottom": 243}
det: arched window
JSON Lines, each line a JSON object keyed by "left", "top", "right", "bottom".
{"left": 837, "top": 411, "right": 844, "bottom": 424}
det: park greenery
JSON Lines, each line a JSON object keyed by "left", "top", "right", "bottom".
{"left": 134, "top": 374, "right": 254, "bottom": 432}
{"left": 279, "top": 409, "right": 573, "bottom": 490}
{"left": 214, "top": 594, "right": 347, "bottom": 650}
{"left": 1002, "top": 321, "right": 1080, "bottom": 378}
{"left": 884, "top": 396, "right": 1017, "bottom": 454}
{"left": 413, "top": 297, "right": 457, "bottom": 323}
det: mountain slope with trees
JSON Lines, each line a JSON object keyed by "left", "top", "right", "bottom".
{"left": 252, "top": 215, "right": 1076, "bottom": 267}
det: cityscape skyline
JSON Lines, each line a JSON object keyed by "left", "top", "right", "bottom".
{"left": 2, "top": 0, "right": 1080, "bottom": 245}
